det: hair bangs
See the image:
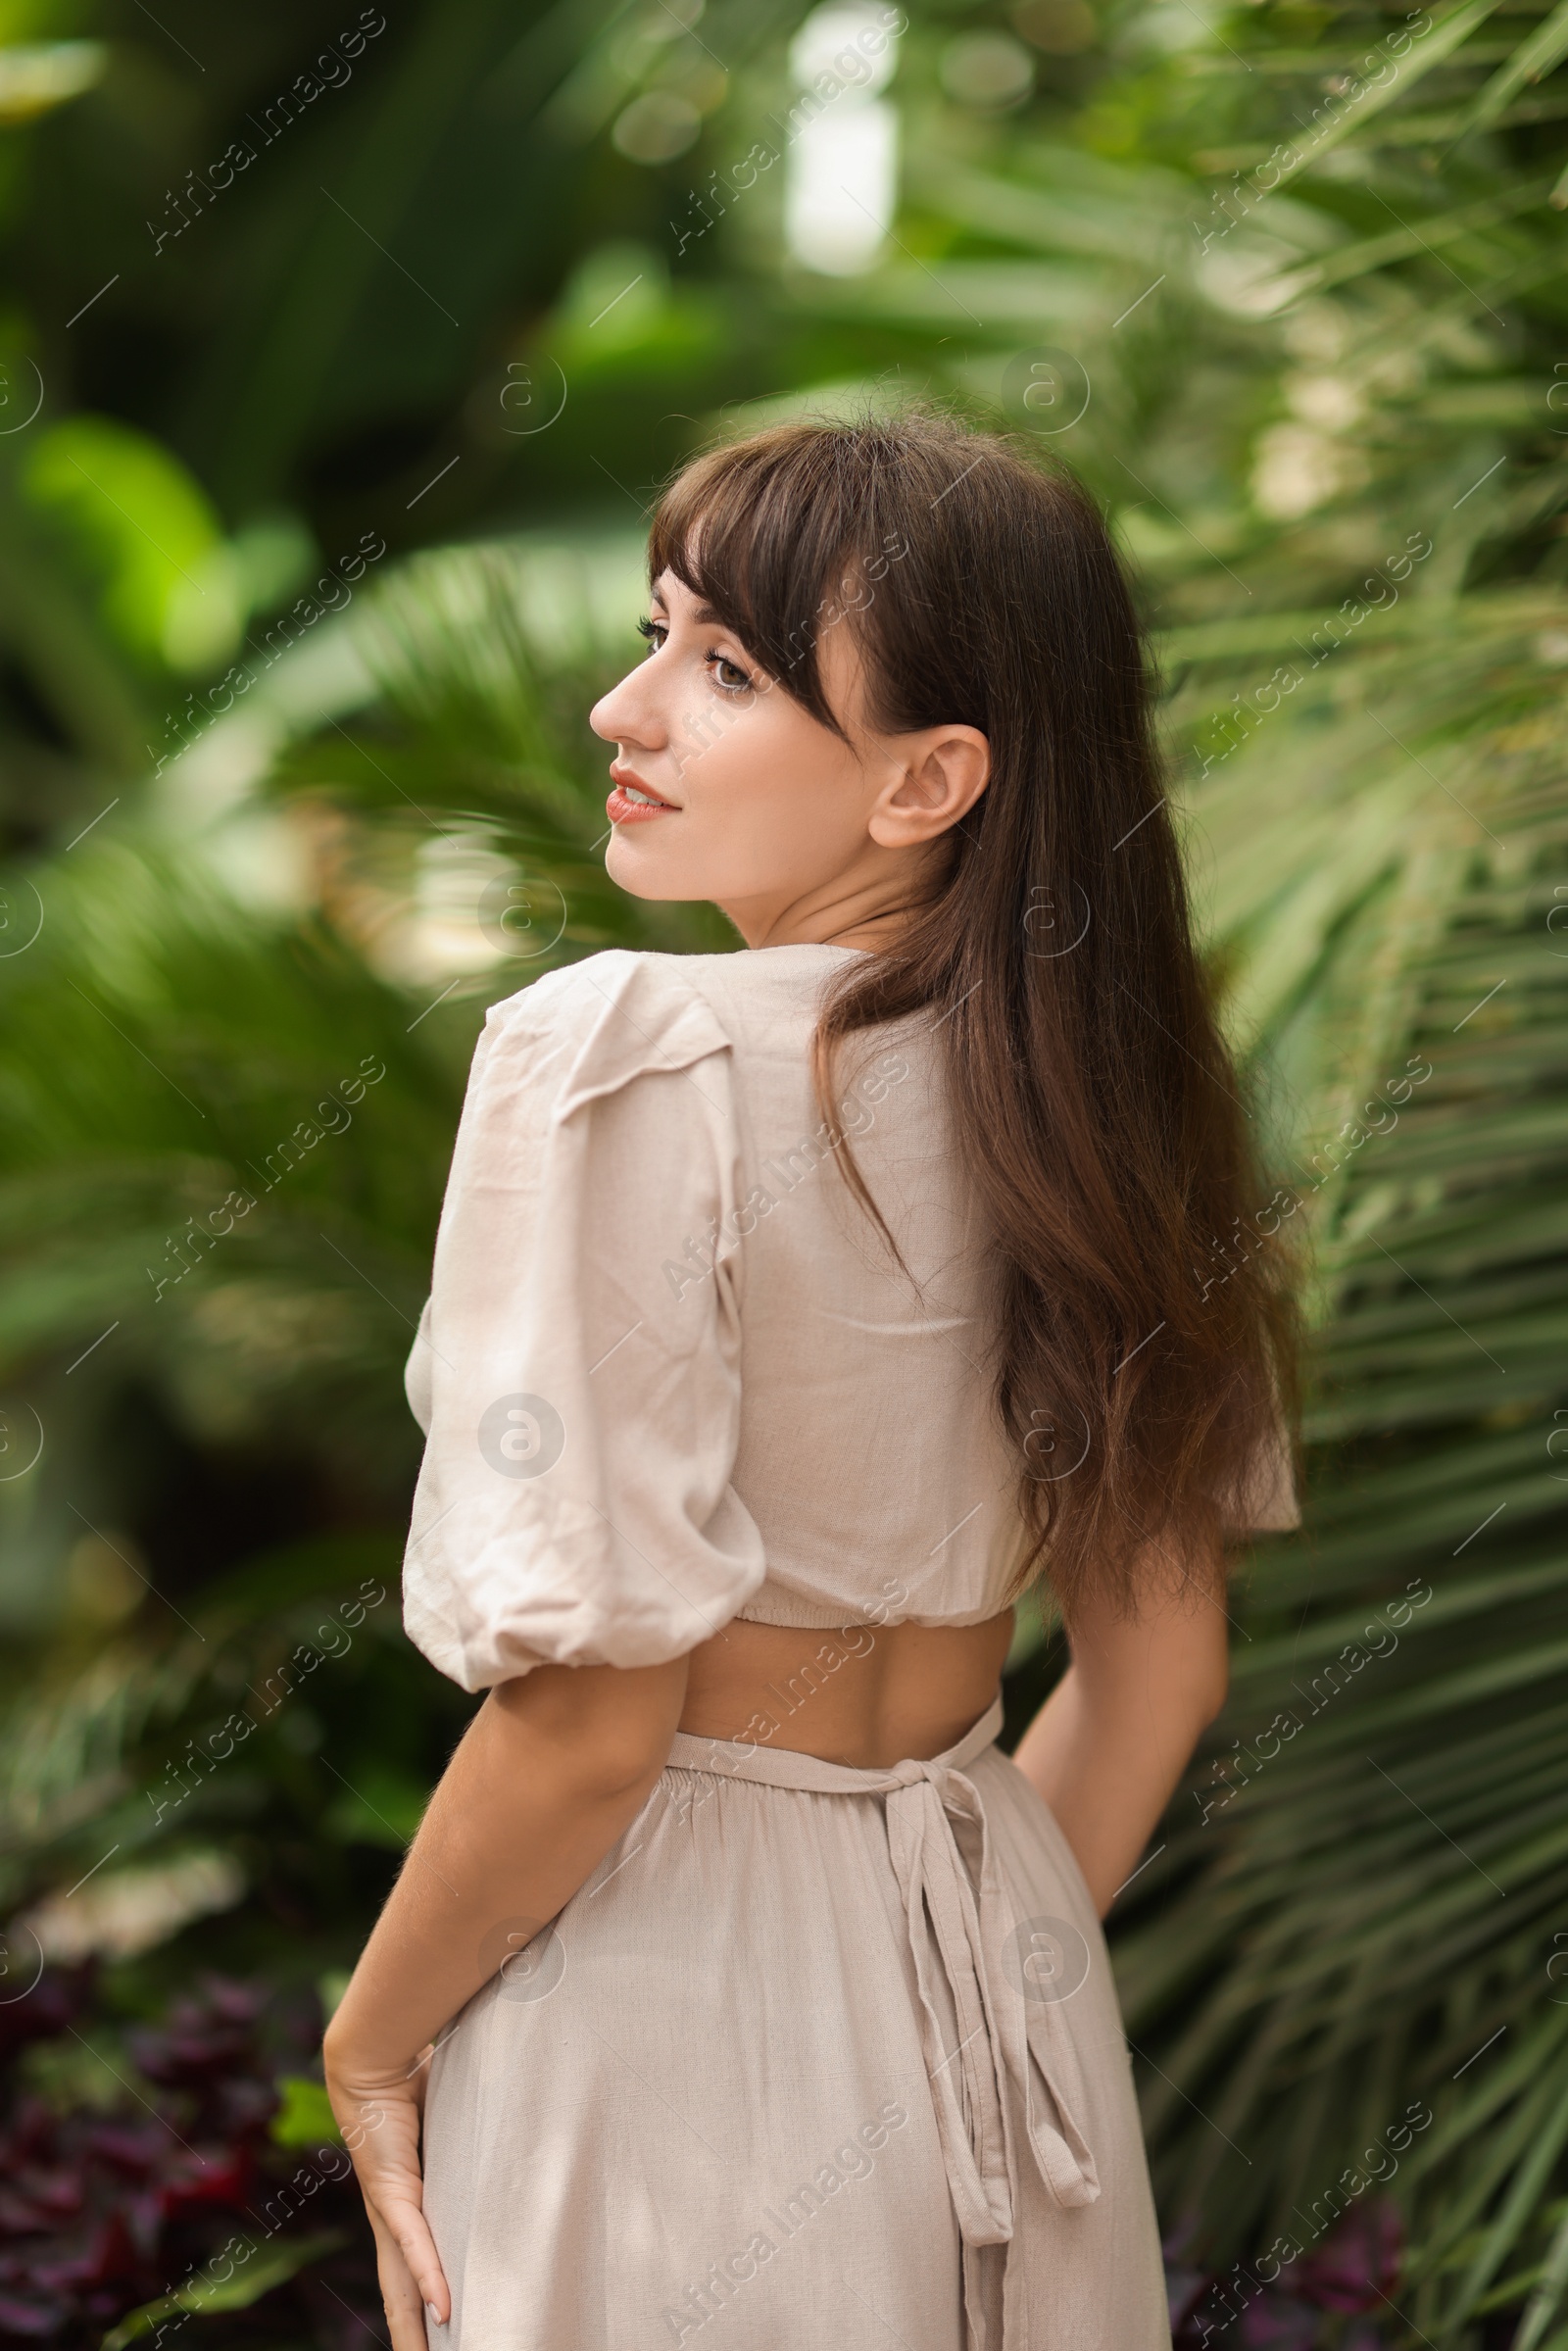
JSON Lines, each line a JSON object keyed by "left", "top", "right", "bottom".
{"left": 646, "top": 428, "right": 895, "bottom": 734}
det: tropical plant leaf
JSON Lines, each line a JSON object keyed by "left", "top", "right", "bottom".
{"left": 100, "top": 2231, "right": 347, "bottom": 2349}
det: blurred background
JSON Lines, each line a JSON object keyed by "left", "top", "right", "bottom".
{"left": 0, "top": 0, "right": 1565, "bottom": 2342}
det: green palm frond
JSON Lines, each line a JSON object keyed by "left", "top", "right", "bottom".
{"left": 1118, "top": 754, "right": 1568, "bottom": 2341}
{"left": 0, "top": 836, "right": 461, "bottom": 1628}
{"left": 0, "top": 1523, "right": 469, "bottom": 1952}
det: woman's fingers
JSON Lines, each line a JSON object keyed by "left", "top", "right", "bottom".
{"left": 375, "top": 2249, "right": 429, "bottom": 2351}
{"left": 368, "top": 2199, "right": 448, "bottom": 2349}
{"left": 326, "top": 2061, "right": 451, "bottom": 2332}
{"left": 378, "top": 2190, "right": 452, "bottom": 2324}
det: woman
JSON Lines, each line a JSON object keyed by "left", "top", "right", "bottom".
{"left": 323, "top": 412, "right": 1300, "bottom": 2351}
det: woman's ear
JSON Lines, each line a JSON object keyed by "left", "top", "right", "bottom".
{"left": 868, "top": 727, "right": 991, "bottom": 849}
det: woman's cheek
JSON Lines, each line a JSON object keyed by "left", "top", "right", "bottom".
{"left": 607, "top": 683, "right": 860, "bottom": 906}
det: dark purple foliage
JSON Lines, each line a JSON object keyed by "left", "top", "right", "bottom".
{"left": 0, "top": 1967, "right": 376, "bottom": 2350}
{"left": 1167, "top": 2201, "right": 1406, "bottom": 2349}
{"left": 1293, "top": 2202, "right": 1402, "bottom": 2317}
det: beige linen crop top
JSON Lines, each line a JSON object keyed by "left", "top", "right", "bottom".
{"left": 400, "top": 944, "right": 1299, "bottom": 1692}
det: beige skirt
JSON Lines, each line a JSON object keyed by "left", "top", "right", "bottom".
{"left": 421, "top": 1697, "right": 1171, "bottom": 2351}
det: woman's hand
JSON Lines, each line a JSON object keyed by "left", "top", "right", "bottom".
{"left": 316, "top": 1658, "right": 692, "bottom": 2348}
{"left": 324, "top": 2040, "right": 450, "bottom": 2351}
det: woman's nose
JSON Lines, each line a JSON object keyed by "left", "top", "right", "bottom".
{"left": 589, "top": 663, "right": 664, "bottom": 749}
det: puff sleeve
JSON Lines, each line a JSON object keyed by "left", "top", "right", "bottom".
{"left": 400, "top": 951, "right": 766, "bottom": 1692}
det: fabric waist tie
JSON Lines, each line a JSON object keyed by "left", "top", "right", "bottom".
{"left": 664, "top": 1693, "right": 1102, "bottom": 2322}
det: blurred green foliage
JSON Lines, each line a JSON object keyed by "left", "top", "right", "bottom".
{"left": 1, "top": 0, "right": 1567, "bottom": 2343}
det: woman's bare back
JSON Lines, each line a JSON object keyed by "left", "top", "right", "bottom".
{"left": 678, "top": 1610, "right": 1016, "bottom": 1767}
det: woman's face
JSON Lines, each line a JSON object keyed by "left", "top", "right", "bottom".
{"left": 588, "top": 568, "right": 989, "bottom": 951}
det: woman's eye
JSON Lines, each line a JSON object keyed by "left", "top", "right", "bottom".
{"left": 707, "top": 651, "right": 753, "bottom": 692}
{"left": 636, "top": 616, "right": 666, "bottom": 655}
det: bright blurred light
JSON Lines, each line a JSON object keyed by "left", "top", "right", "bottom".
{"left": 787, "top": 3, "right": 899, "bottom": 95}
{"left": 0, "top": 40, "right": 105, "bottom": 124}
{"left": 783, "top": 4, "right": 902, "bottom": 275}
{"left": 1250, "top": 422, "right": 1368, "bottom": 520}
{"left": 785, "top": 102, "right": 897, "bottom": 275}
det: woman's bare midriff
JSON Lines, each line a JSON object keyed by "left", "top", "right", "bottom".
{"left": 677, "top": 1608, "right": 1016, "bottom": 1768}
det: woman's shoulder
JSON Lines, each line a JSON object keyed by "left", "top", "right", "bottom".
{"left": 484, "top": 944, "right": 847, "bottom": 1052}
{"left": 474, "top": 950, "right": 739, "bottom": 1122}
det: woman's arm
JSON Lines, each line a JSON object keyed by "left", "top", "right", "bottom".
{"left": 1010, "top": 1539, "right": 1230, "bottom": 1917}
{"left": 322, "top": 1655, "right": 690, "bottom": 2350}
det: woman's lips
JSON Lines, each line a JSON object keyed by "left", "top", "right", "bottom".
{"left": 607, "top": 766, "right": 677, "bottom": 825}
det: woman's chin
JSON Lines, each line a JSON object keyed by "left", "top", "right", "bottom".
{"left": 605, "top": 832, "right": 693, "bottom": 901}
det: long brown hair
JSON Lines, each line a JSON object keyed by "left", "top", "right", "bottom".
{"left": 648, "top": 410, "right": 1300, "bottom": 1621}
